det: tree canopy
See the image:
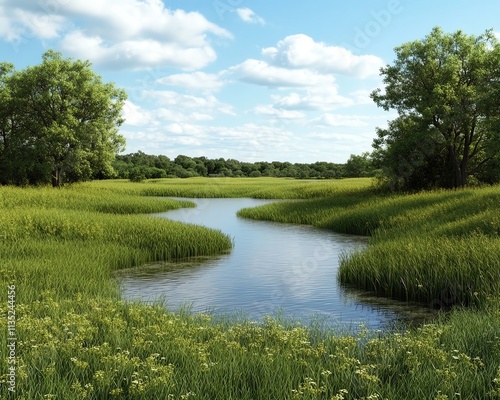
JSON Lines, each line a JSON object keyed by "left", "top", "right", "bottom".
{"left": 112, "top": 152, "right": 366, "bottom": 180}
{"left": 371, "top": 27, "right": 500, "bottom": 189}
{"left": 0, "top": 50, "right": 126, "bottom": 186}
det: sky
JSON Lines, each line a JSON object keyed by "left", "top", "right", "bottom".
{"left": 1, "top": 0, "right": 499, "bottom": 163}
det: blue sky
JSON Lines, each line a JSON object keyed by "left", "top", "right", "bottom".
{"left": 1, "top": 0, "right": 499, "bottom": 163}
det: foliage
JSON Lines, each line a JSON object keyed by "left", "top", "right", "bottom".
{"left": 113, "top": 151, "right": 374, "bottom": 180}
{"left": 0, "top": 50, "right": 126, "bottom": 187}
{"left": 344, "top": 153, "right": 377, "bottom": 178}
{"left": 372, "top": 27, "right": 500, "bottom": 190}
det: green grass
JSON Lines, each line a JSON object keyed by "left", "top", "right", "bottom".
{"left": 239, "top": 184, "right": 500, "bottom": 307}
{"left": 86, "top": 176, "right": 374, "bottom": 199}
{"left": 1, "top": 178, "right": 499, "bottom": 399}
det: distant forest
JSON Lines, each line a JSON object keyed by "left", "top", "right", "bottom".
{"left": 113, "top": 151, "right": 377, "bottom": 181}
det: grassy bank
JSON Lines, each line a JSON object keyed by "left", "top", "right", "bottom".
{"left": 239, "top": 184, "right": 500, "bottom": 307}
{"left": 1, "top": 178, "right": 499, "bottom": 399}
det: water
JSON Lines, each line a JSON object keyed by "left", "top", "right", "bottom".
{"left": 117, "top": 198, "right": 438, "bottom": 330}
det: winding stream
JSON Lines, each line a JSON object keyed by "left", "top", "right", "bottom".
{"left": 118, "top": 198, "right": 437, "bottom": 330}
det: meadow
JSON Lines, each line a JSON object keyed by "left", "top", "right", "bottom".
{"left": 1, "top": 177, "right": 499, "bottom": 399}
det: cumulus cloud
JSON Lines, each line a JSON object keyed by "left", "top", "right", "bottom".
{"left": 311, "top": 113, "right": 370, "bottom": 128}
{"left": 122, "top": 120, "right": 296, "bottom": 161}
{"left": 271, "top": 86, "right": 353, "bottom": 111}
{"left": 142, "top": 90, "right": 234, "bottom": 114}
{"left": 122, "top": 100, "right": 151, "bottom": 126}
{"left": 307, "top": 131, "right": 373, "bottom": 144}
{"left": 253, "top": 105, "right": 305, "bottom": 119}
{"left": 124, "top": 90, "right": 235, "bottom": 132}
{"left": 156, "top": 72, "right": 225, "bottom": 92}
{"left": 0, "top": 11, "right": 16, "bottom": 41}
{"left": 1, "top": 0, "right": 231, "bottom": 70}
{"left": 60, "top": 31, "right": 220, "bottom": 70}
{"left": 228, "top": 59, "right": 335, "bottom": 87}
{"left": 225, "top": 34, "right": 383, "bottom": 115}
{"left": 262, "top": 34, "right": 383, "bottom": 78}
{"left": 236, "top": 8, "right": 265, "bottom": 25}
{"left": 10, "top": 8, "right": 66, "bottom": 40}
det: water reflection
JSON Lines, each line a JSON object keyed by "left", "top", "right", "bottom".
{"left": 117, "top": 198, "right": 437, "bottom": 330}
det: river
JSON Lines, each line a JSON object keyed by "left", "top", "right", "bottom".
{"left": 118, "top": 198, "right": 437, "bottom": 330}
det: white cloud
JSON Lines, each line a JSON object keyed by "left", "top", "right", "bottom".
{"left": 209, "top": 124, "right": 295, "bottom": 159}
{"left": 229, "top": 59, "right": 335, "bottom": 87}
{"left": 271, "top": 86, "right": 353, "bottom": 111}
{"left": 236, "top": 8, "right": 265, "bottom": 25}
{"left": 156, "top": 72, "right": 224, "bottom": 92}
{"left": 1, "top": 0, "right": 232, "bottom": 70}
{"left": 142, "top": 90, "right": 234, "bottom": 115}
{"left": 0, "top": 9, "right": 15, "bottom": 41}
{"left": 311, "top": 114, "right": 370, "bottom": 128}
{"left": 122, "top": 100, "right": 151, "bottom": 126}
{"left": 122, "top": 90, "right": 234, "bottom": 134}
{"left": 60, "top": 31, "right": 219, "bottom": 70}
{"left": 308, "top": 131, "right": 373, "bottom": 144}
{"left": 11, "top": 8, "right": 66, "bottom": 40}
{"left": 262, "top": 34, "right": 383, "bottom": 78}
{"left": 122, "top": 121, "right": 296, "bottom": 161}
{"left": 254, "top": 105, "right": 305, "bottom": 119}
{"left": 225, "top": 34, "right": 382, "bottom": 114}
{"left": 349, "top": 89, "right": 375, "bottom": 105}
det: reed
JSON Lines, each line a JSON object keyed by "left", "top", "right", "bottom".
{"left": 1, "top": 178, "right": 499, "bottom": 399}
{"left": 239, "top": 182, "right": 500, "bottom": 307}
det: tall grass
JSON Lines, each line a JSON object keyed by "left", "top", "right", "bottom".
{"left": 240, "top": 184, "right": 500, "bottom": 307}
{"left": 1, "top": 178, "right": 499, "bottom": 399}
{"left": 339, "top": 235, "right": 500, "bottom": 307}
{"left": 85, "top": 177, "right": 375, "bottom": 199}
{"left": 0, "top": 187, "right": 231, "bottom": 304}
{"left": 2, "top": 295, "right": 499, "bottom": 399}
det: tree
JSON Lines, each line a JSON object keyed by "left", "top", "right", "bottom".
{"left": 0, "top": 50, "right": 126, "bottom": 186}
{"left": 344, "top": 152, "right": 374, "bottom": 178}
{"left": 371, "top": 27, "right": 500, "bottom": 189}
{"left": 0, "top": 62, "right": 22, "bottom": 184}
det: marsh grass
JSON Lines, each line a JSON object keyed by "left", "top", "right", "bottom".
{"left": 2, "top": 295, "right": 499, "bottom": 399}
{"left": 240, "top": 183, "right": 500, "bottom": 308}
{"left": 87, "top": 177, "right": 374, "bottom": 199}
{"left": 1, "top": 178, "right": 499, "bottom": 399}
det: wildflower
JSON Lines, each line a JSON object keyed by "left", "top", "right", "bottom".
{"left": 110, "top": 388, "right": 123, "bottom": 396}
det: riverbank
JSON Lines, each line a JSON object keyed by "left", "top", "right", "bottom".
{"left": 1, "top": 178, "right": 499, "bottom": 399}
{"left": 238, "top": 183, "right": 500, "bottom": 308}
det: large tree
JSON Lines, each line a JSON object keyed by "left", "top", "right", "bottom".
{"left": 371, "top": 27, "right": 500, "bottom": 189}
{"left": 0, "top": 50, "right": 126, "bottom": 186}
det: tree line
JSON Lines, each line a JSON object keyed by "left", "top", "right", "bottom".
{"left": 114, "top": 151, "right": 376, "bottom": 180}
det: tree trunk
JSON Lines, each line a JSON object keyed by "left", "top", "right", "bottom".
{"left": 52, "top": 166, "right": 62, "bottom": 187}
{"left": 459, "top": 161, "right": 468, "bottom": 188}
{"left": 448, "top": 146, "right": 462, "bottom": 188}
{"left": 459, "top": 135, "right": 471, "bottom": 188}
